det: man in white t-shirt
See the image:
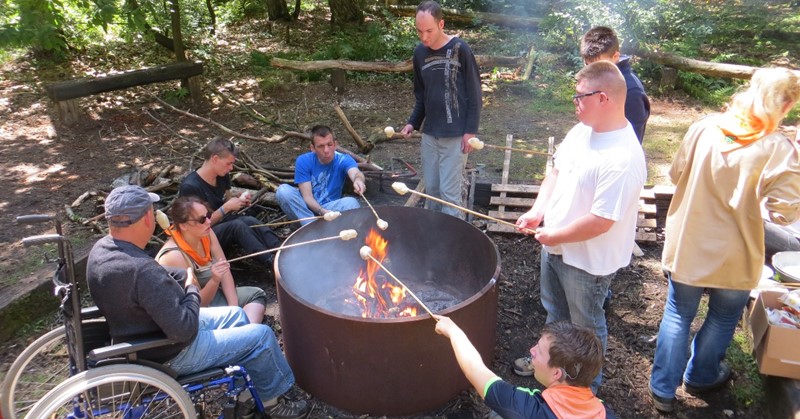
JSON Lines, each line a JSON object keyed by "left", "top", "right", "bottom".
{"left": 513, "top": 61, "right": 647, "bottom": 393}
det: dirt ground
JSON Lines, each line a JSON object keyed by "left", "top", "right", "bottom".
{"left": 0, "top": 42, "right": 767, "bottom": 419}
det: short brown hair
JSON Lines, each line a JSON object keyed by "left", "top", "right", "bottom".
{"left": 417, "top": 1, "right": 443, "bottom": 21}
{"left": 309, "top": 124, "right": 335, "bottom": 146}
{"left": 542, "top": 322, "right": 603, "bottom": 387}
{"left": 580, "top": 26, "right": 619, "bottom": 61}
{"left": 576, "top": 60, "right": 626, "bottom": 100}
{"left": 203, "top": 137, "right": 238, "bottom": 160}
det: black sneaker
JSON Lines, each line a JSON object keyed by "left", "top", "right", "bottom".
{"left": 683, "top": 362, "right": 732, "bottom": 395}
{"left": 649, "top": 388, "right": 675, "bottom": 413}
{"left": 265, "top": 398, "right": 309, "bottom": 419}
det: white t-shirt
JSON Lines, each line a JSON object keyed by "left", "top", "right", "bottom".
{"left": 544, "top": 122, "right": 647, "bottom": 275}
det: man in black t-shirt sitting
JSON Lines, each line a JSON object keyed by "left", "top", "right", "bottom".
{"left": 180, "top": 138, "right": 281, "bottom": 269}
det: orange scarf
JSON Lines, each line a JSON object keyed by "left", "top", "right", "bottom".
{"left": 165, "top": 225, "right": 212, "bottom": 266}
{"left": 542, "top": 385, "right": 606, "bottom": 419}
{"left": 718, "top": 109, "right": 771, "bottom": 152}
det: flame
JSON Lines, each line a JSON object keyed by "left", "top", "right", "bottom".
{"left": 352, "top": 229, "right": 418, "bottom": 318}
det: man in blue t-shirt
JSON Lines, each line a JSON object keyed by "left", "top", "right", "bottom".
{"left": 276, "top": 125, "right": 366, "bottom": 225}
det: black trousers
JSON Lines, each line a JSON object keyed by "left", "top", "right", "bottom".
{"left": 212, "top": 215, "right": 282, "bottom": 268}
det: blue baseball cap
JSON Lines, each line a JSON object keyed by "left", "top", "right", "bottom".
{"left": 104, "top": 185, "right": 160, "bottom": 227}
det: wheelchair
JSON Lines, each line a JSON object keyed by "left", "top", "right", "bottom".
{"left": 3, "top": 214, "right": 272, "bottom": 418}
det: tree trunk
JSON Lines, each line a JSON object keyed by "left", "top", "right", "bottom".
{"left": 271, "top": 55, "right": 527, "bottom": 73}
{"left": 266, "top": 0, "right": 290, "bottom": 21}
{"left": 292, "top": 0, "right": 302, "bottom": 20}
{"left": 329, "top": 0, "right": 363, "bottom": 25}
{"left": 170, "top": 0, "right": 186, "bottom": 61}
{"left": 373, "top": 5, "right": 539, "bottom": 29}
{"left": 636, "top": 48, "right": 800, "bottom": 80}
{"left": 205, "top": 0, "right": 216, "bottom": 35}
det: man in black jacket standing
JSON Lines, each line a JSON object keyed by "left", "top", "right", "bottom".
{"left": 400, "top": 0, "right": 481, "bottom": 219}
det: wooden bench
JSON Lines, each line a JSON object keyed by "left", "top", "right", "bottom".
{"left": 45, "top": 61, "right": 204, "bottom": 123}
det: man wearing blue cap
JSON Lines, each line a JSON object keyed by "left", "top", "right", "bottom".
{"left": 86, "top": 185, "right": 309, "bottom": 418}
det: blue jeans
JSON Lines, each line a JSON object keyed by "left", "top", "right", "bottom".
{"left": 421, "top": 134, "right": 468, "bottom": 219}
{"left": 539, "top": 249, "right": 613, "bottom": 392}
{"left": 275, "top": 184, "right": 359, "bottom": 225}
{"left": 649, "top": 275, "right": 750, "bottom": 399}
{"left": 165, "top": 306, "right": 294, "bottom": 401}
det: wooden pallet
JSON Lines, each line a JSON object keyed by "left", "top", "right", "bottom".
{"left": 487, "top": 183, "right": 662, "bottom": 242}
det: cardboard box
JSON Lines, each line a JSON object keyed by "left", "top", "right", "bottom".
{"left": 750, "top": 290, "right": 800, "bottom": 380}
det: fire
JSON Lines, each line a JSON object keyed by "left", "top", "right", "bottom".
{"left": 352, "top": 229, "right": 418, "bottom": 318}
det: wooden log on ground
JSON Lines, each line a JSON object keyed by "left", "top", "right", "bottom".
{"left": 45, "top": 61, "right": 204, "bottom": 101}
{"left": 271, "top": 55, "right": 526, "bottom": 73}
{"left": 373, "top": 5, "right": 540, "bottom": 29}
{"left": 636, "top": 48, "right": 800, "bottom": 80}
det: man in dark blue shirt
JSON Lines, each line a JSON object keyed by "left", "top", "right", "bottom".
{"left": 581, "top": 26, "right": 650, "bottom": 144}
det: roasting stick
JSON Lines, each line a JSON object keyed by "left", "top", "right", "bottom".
{"left": 468, "top": 137, "right": 552, "bottom": 156}
{"left": 155, "top": 210, "right": 196, "bottom": 269}
{"left": 250, "top": 211, "right": 342, "bottom": 228}
{"left": 391, "top": 182, "right": 539, "bottom": 235}
{"left": 359, "top": 193, "right": 389, "bottom": 230}
{"left": 196, "top": 229, "right": 358, "bottom": 272}
{"left": 359, "top": 246, "right": 438, "bottom": 321}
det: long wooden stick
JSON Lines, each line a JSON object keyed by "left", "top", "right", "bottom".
{"left": 398, "top": 186, "right": 538, "bottom": 235}
{"left": 360, "top": 193, "right": 380, "bottom": 221}
{"left": 363, "top": 253, "right": 438, "bottom": 321}
{"left": 481, "top": 143, "right": 551, "bottom": 156}
{"left": 199, "top": 233, "right": 352, "bottom": 272}
{"left": 251, "top": 215, "right": 321, "bottom": 228}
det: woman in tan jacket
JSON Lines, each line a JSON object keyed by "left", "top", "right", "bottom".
{"left": 649, "top": 68, "right": 800, "bottom": 413}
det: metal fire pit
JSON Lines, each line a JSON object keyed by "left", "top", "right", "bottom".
{"left": 275, "top": 206, "right": 500, "bottom": 416}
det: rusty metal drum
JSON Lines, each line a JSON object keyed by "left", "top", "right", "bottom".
{"left": 275, "top": 206, "right": 500, "bottom": 415}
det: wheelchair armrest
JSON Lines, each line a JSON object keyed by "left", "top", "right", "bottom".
{"left": 87, "top": 334, "right": 178, "bottom": 362}
{"left": 81, "top": 306, "right": 103, "bottom": 320}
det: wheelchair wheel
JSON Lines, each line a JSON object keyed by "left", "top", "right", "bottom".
{"left": 26, "top": 364, "right": 196, "bottom": 418}
{"left": 1, "top": 326, "right": 71, "bottom": 419}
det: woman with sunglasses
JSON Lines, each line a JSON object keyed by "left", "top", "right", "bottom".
{"left": 156, "top": 195, "right": 267, "bottom": 324}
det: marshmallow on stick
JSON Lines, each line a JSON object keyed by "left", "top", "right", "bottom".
{"left": 199, "top": 229, "right": 358, "bottom": 272}
{"left": 384, "top": 126, "right": 395, "bottom": 138}
{"left": 467, "top": 137, "right": 551, "bottom": 156}
{"left": 391, "top": 182, "right": 538, "bottom": 235}
{"left": 251, "top": 211, "right": 341, "bottom": 228}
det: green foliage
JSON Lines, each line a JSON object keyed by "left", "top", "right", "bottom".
{"left": 726, "top": 331, "right": 765, "bottom": 409}
{"left": 312, "top": 19, "right": 417, "bottom": 62}
{"left": 677, "top": 72, "right": 741, "bottom": 107}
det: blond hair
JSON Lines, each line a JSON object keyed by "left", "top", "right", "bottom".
{"left": 575, "top": 61, "right": 626, "bottom": 100}
{"left": 727, "top": 68, "right": 800, "bottom": 137}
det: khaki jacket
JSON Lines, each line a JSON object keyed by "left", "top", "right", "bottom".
{"left": 663, "top": 115, "right": 800, "bottom": 290}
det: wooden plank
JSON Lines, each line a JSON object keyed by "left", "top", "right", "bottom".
{"left": 490, "top": 196, "right": 535, "bottom": 207}
{"left": 637, "top": 218, "right": 657, "bottom": 228}
{"left": 639, "top": 202, "right": 656, "bottom": 215}
{"left": 489, "top": 210, "right": 525, "bottom": 220}
{"left": 635, "top": 230, "right": 658, "bottom": 242}
{"left": 491, "top": 184, "right": 541, "bottom": 193}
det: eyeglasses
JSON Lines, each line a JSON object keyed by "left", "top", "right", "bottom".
{"left": 572, "top": 90, "right": 603, "bottom": 104}
{"left": 188, "top": 211, "right": 213, "bottom": 224}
